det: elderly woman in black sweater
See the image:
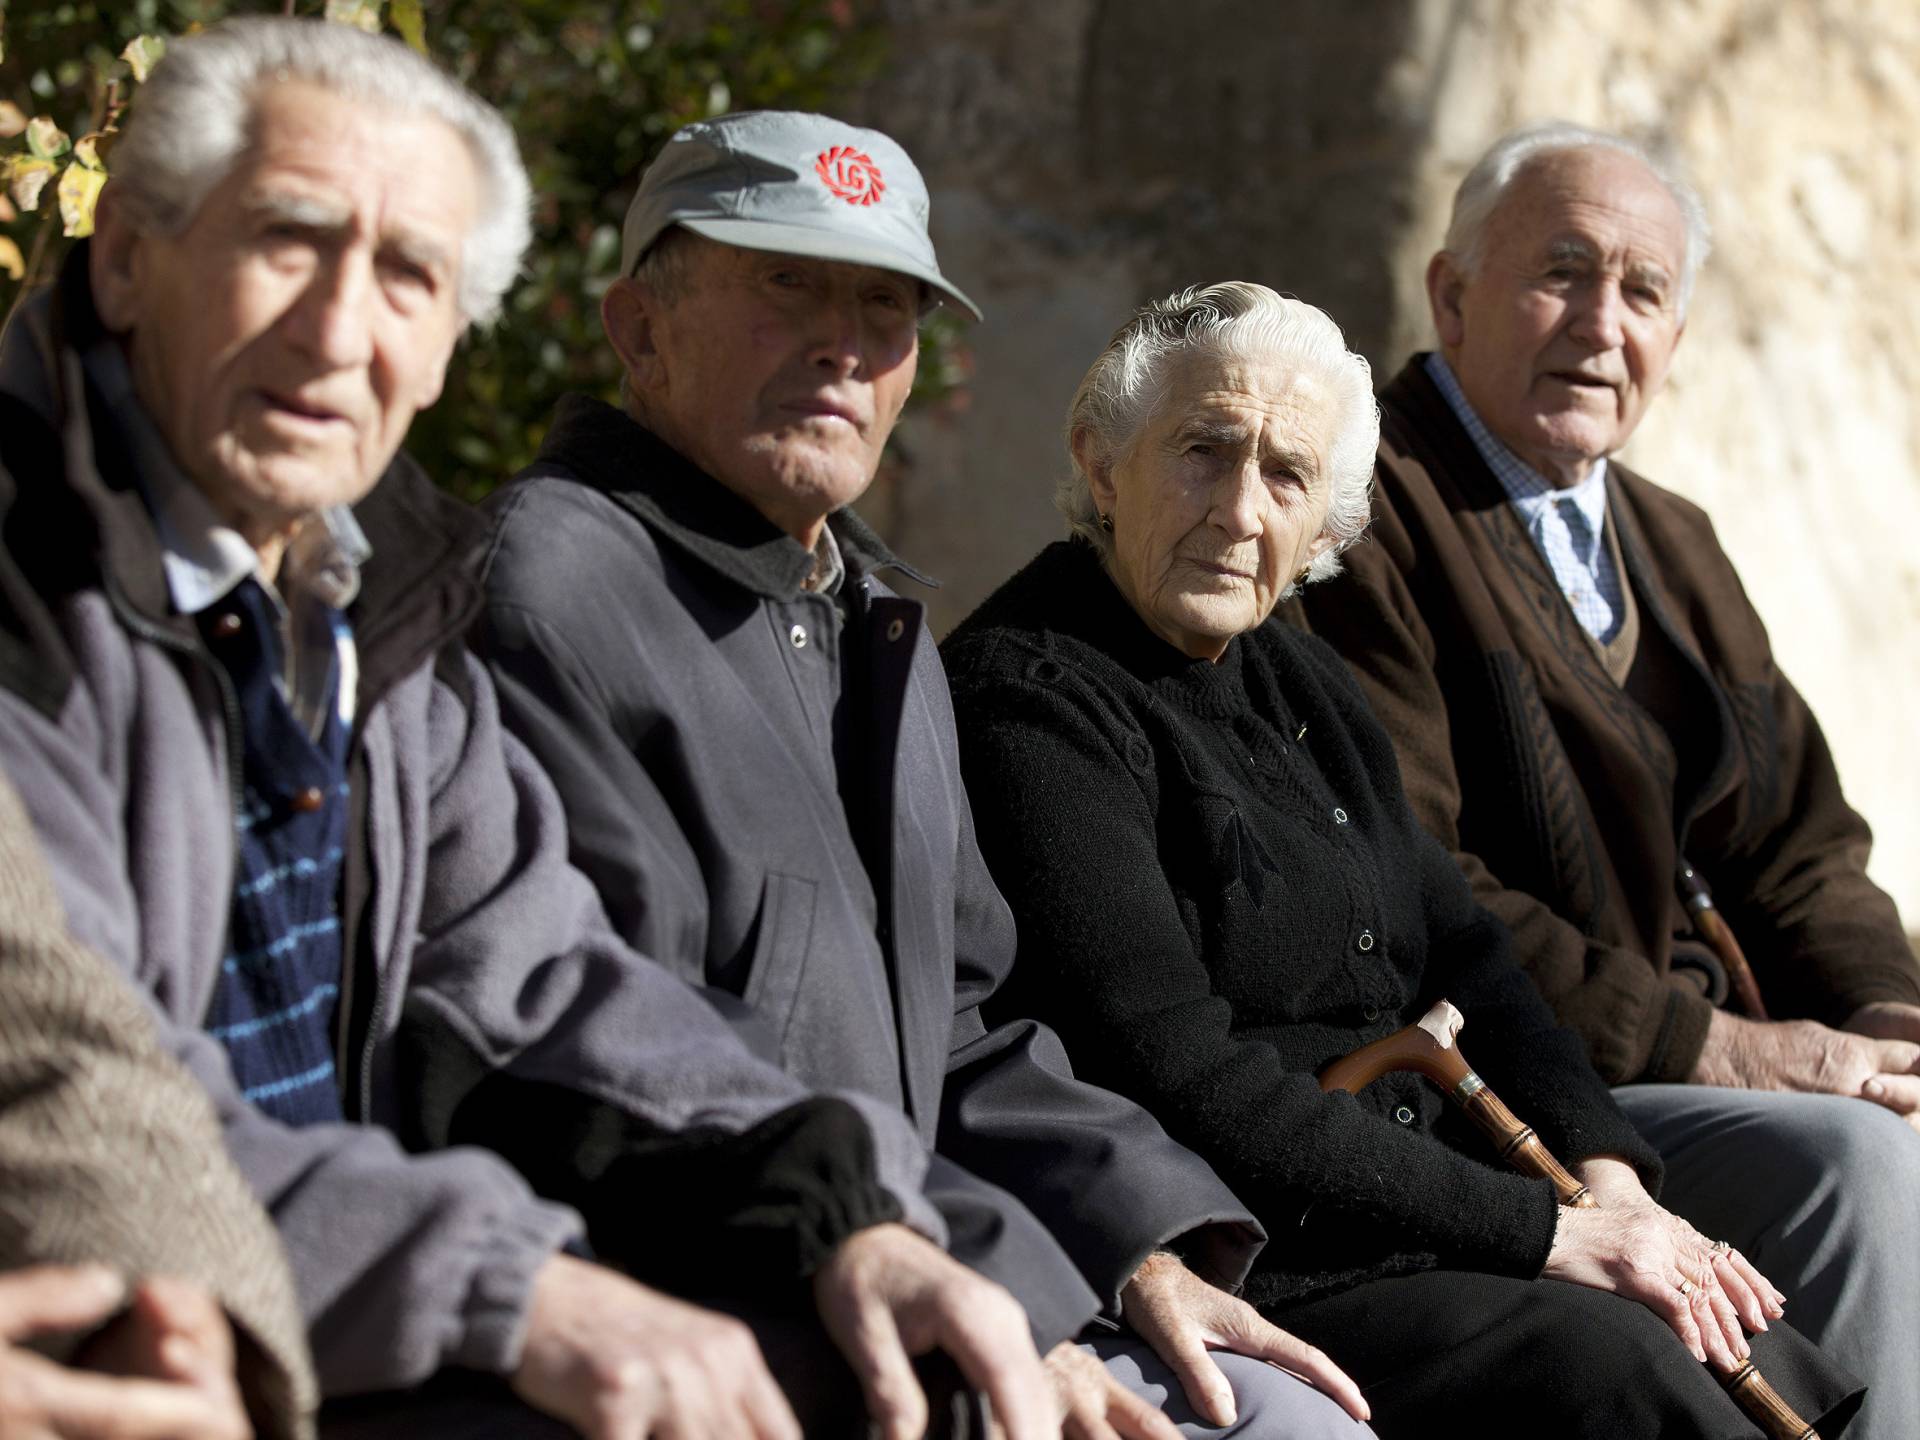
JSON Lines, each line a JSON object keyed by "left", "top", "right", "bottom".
{"left": 942, "top": 283, "right": 1861, "bottom": 1437}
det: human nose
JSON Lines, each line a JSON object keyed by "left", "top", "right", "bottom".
{"left": 1209, "top": 459, "right": 1263, "bottom": 541}
{"left": 1567, "top": 276, "right": 1626, "bottom": 350}
{"left": 805, "top": 294, "right": 866, "bottom": 379}
{"left": 285, "top": 252, "right": 375, "bottom": 370}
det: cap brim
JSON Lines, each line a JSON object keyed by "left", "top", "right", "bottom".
{"left": 679, "top": 216, "right": 982, "bottom": 321}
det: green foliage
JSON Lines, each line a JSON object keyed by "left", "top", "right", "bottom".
{"left": 0, "top": 0, "right": 972, "bottom": 501}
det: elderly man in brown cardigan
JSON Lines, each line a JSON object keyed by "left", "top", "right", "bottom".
{"left": 1290, "top": 121, "right": 1920, "bottom": 1438}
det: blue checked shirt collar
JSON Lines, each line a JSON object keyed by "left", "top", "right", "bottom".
{"left": 1425, "top": 352, "right": 1621, "bottom": 640}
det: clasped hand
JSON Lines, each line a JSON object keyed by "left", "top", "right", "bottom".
{"left": 1690, "top": 1002, "right": 1920, "bottom": 1131}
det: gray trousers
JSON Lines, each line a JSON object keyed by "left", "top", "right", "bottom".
{"left": 1614, "top": 1083, "right": 1920, "bottom": 1440}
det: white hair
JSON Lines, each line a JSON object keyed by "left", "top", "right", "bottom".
{"left": 109, "top": 16, "right": 530, "bottom": 326}
{"left": 1061, "top": 281, "right": 1379, "bottom": 591}
{"left": 1443, "top": 120, "right": 1712, "bottom": 315}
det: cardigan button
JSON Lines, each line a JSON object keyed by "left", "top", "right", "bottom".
{"left": 885, "top": 617, "right": 906, "bottom": 642}
{"left": 1362, "top": 1006, "right": 1381, "bottom": 1024}
{"left": 1332, "top": 807, "right": 1348, "bottom": 825}
{"left": 290, "top": 786, "right": 326, "bottom": 813}
{"left": 789, "top": 623, "right": 808, "bottom": 650}
{"left": 1356, "top": 929, "right": 1375, "bottom": 953}
{"left": 1394, "top": 1105, "right": 1415, "bottom": 1125}
{"left": 210, "top": 611, "right": 243, "bottom": 639}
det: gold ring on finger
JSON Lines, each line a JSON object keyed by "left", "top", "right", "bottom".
{"left": 1677, "top": 1278, "right": 1695, "bottom": 1297}
{"left": 1712, "top": 1240, "right": 1733, "bottom": 1255}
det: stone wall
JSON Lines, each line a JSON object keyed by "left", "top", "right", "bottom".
{"left": 849, "top": 0, "right": 1920, "bottom": 925}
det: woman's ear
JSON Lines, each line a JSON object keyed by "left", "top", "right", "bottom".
{"left": 1070, "top": 425, "right": 1117, "bottom": 515}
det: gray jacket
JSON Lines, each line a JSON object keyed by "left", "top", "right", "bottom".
{"left": 0, "top": 261, "right": 942, "bottom": 1397}
{"left": 474, "top": 395, "right": 1266, "bottom": 1349}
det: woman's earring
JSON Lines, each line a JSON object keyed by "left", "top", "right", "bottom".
{"left": 1099, "top": 512, "right": 1115, "bottom": 534}
{"left": 1294, "top": 565, "right": 1312, "bottom": 586}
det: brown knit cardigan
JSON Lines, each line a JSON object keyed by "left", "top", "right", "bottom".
{"left": 1290, "top": 356, "right": 1920, "bottom": 1085}
{"left": 0, "top": 771, "right": 316, "bottom": 1439}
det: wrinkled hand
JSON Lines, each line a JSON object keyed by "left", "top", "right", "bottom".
{"left": 813, "top": 1222, "right": 1054, "bottom": 1440}
{"left": 1691, "top": 1009, "right": 1920, "bottom": 1130}
{"left": 1545, "top": 1159, "right": 1785, "bottom": 1374}
{"left": 1042, "top": 1341, "right": 1178, "bottom": 1440}
{"left": 0, "top": 1264, "right": 250, "bottom": 1440}
{"left": 1118, "top": 1252, "right": 1369, "bottom": 1428}
{"left": 513, "top": 1253, "right": 799, "bottom": 1440}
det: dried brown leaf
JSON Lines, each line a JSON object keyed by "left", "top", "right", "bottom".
{"left": 0, "top": 236, "right": 22, "bottom": 282}
{"left": 0, "top": 103, "right": 26, "bottom": 140}
{"left": 8, "top": 156, "right": 57, "bottom": 211}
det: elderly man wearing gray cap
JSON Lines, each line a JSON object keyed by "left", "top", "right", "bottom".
{"left": 472, "top": 111, "right": 1373, "bottom": 1438}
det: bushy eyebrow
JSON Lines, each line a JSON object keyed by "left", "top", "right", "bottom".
{"left": 242, "top": 189, "right": 454, "bottom": 278}
{"left": 1542, "top": 235, "right": 1673, "bottom": 291}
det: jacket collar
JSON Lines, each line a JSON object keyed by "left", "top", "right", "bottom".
{"left": 0, "top": 242, "right": 486, "bottom": 710}
{"left": 529, "top": 392, "right": 934, "bottom": 601}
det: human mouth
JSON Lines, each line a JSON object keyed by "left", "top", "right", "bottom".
{"left": 1190, "top": 559, "right": 1255, "bottom": 581}
{"left": 257, "top": 388, "right": 350, "bottom": 428}
{"left": 783, "top": 396, "right": 863, "bottom": 429}
{"left": 1542, "top": 369, "right": 1618, "bottom": 394}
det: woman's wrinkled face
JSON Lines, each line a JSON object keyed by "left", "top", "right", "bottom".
{"left": 1082, "top": 349, "right": 1339, "bottom": 661}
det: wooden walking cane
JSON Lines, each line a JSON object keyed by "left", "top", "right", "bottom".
{"left": 1677, "top": 860, "right": 1770, "bottom": 1020}
{"left": 1319, "top": 1000, "right": 1816, "bottom": 1440}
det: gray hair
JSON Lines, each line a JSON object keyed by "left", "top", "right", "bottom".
{"left": 1061, "top": 281, "right": 1379, "bottom": 590}
{"left": 1443, "top": 120, "right": 1712, "bottom": 315}
{"left": 109, "top": 17, "right": 530, "bottom": 326}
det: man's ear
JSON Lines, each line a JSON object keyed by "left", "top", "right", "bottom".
{"left": 602, "top": 276, "right": 666, "bottom": 398}
{"left": 88, "top": 184, "right": 148, "bottom": 333}
{"left": 1070, "top": 425, "right": 1116, "bottom": 515}
{"left": 1426, "top": 250, "right": 1468, "bottom": 350}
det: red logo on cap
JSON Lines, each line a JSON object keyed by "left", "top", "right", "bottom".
{"left": 815, "top": 146, "right": 885, "bottom": 206}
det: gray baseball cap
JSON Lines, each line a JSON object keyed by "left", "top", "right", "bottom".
{"left": 619, "top": 109, "right": 981, "bottom": 320}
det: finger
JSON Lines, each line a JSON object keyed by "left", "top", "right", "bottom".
{"left": 0, "top": 1264, "right": 125, "bottom": 1339}
{"left": 132, "top": 1278, "right": 236, "bottom": 1382}
{"left": 1150, "top": 1327, "right": 1237, "bottom": 1428}
{"left": 1651, "top": 1284, "right": 1708, "bottom": 1364}
{"left": 735, "top": 1348, "right": 802, "bottom": 1440}
{"left": 1708, "top": 1251, "right": 1767, "bottom": 1332}
{"left": 1248, "top": 1338, "right": 1372, "bottom": 1424}
{"left": 941, "top": 1312, "right": 1053, "bottom": 1440}
{"left": 1721, "top": 1247, "right": 1786, "bottom": 1315}
{"left": 1100, "top": 1373, "right": 1182, "bottom": 1440}
{"left": 1862, "top": 1073, "right": 1920, "bottom": 1116}
{"left": 13, "top": 1355, "right": 248, "bottom": 1440}
{"left": 1689, "top": 1284, "right": 1739, "bottom": 1372}
{"left": 820, "top": 1294, "right": 927, "bottom": 1440}
{"left": 1701, "top": 1277, "right": 1750, "bottom": 1362}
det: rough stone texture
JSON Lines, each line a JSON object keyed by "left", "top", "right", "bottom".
{"left": 848, "top": 0, "right": 1920, "bottom": 926}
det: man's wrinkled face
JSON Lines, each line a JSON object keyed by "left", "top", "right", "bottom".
{"left": 607, "top": 238, "right": 920, "bottom": 541}
{"left": 1431, "top": 146, "right": 1688, "bottom": 488}
{"left": 1084, "top": 348, "right": 1338, "bottom": 662}
{"left": 93, "top": 81, "right": 476, "bottom": 547}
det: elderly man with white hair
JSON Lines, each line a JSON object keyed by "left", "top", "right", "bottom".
{"left": 1291, "top": 121, "right": 1920, "bottom": 1436}
{"left": 0, "top": 19, "right": 1102, "bottom": 1440}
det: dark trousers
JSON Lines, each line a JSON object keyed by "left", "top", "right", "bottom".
{"left": 1270, "top": 1270, "right": 1864, "bottom": 1438}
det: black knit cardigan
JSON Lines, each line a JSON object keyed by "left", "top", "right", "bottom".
{"left": 943, "top": 539, "right": 1661, "bottom": 1310}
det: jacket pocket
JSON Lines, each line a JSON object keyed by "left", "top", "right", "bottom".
{"left": 740, "top": 871, "right": 820, "bottom": 1061}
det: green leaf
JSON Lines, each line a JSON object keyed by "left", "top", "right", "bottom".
{"left": 120, "top": 34, "right": 165, "bottom": 84}
{"left": 390, "top": 0, "right": 427, "bottom": 53}
{"left": 25, "top": 115, "right": 69, "bottom": 161}
{"left": 57, "top": 158, "right": 105, "bottom": 237}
